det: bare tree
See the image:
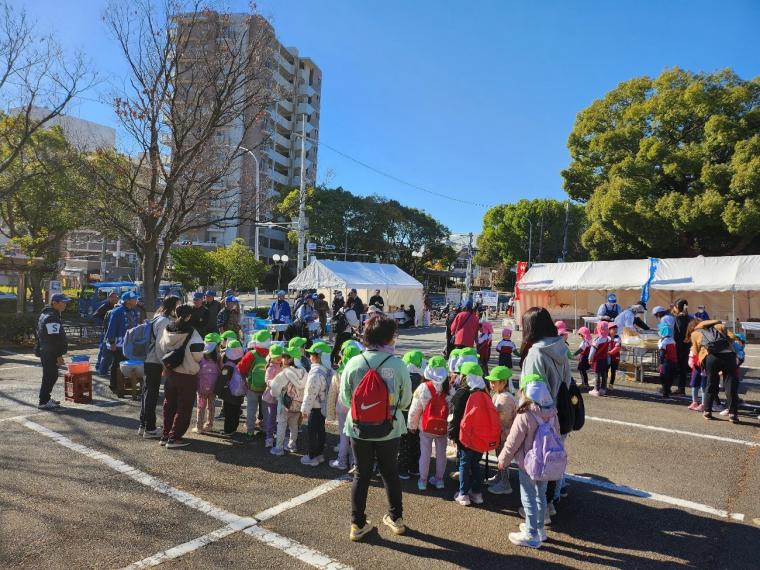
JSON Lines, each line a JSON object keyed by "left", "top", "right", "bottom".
{"left": 0, "top": 1, "right": 94, "bottom": 198}
{"left": 90, "top": 0, "right": 277, "bottom": 307}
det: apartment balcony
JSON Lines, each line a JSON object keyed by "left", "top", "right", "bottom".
{"left": 298, "top": 83, "right": 316, "bottom": 98}
{"left": 268, "top": 148, "right": 290, "bottom": 167}
{"left": 296, "top": 102, "right": 314, "bottom": 117}
{"left": 275, "top": 51, "right": 295, "bottom": 75}
{"left": 271, "top": 170, "right": 289, "bottom": 185}
{"left": 272, "top": 131, "right": 290, "bottom": 148}
{"left": 274, "top": 71, "right": 294, "bottom": 92}
{"left": 272, "top": 111, "right": 292, "bottom": 130}
{"left": 277, "top": 99, "right": 293, "bottom": 113}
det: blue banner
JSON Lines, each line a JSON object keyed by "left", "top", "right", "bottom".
{"left": 640, "top": 257, "right": 660, "bottom": 304}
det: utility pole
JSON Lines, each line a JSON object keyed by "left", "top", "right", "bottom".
{"left": 561, "top": 201, "right": 570, "bottom": 262}
{"left": 100, "top": 234, "right": 107, "bottom": 280}
{"left": 525, "top": 218, "right": 533, "bottom": 268}
{"left": 537, "top": 210, "right": 545, "bottom": 263}
{"left": 296, "top": 114, "right": 307, "bottom": 274}
{"left": 465, "top": 232, "right": 474, "bottom": 301}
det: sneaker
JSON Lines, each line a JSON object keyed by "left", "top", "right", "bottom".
{"left": 37, "top": 400, "right": 59, "bottom": 410}
{"left": 450, "top": 471, "right": 460, "bottom": 481}
{"left": 589, "top": 389, "right": 600, "bottom": 397}
{"left": 729, "top": 414, "right": 739, "bottom": 424}
{"left": 547, "top": 502, "right": 557, "bottom": 517}
{"left": 315, "top": 455, "right": 325, "bottom": 464}
{"left": 519, "top": 507, "right": 552, "bottom": 526}
{"left": 430, "top": 476, "right": 445, "bottom": 490}
{"left": 409, "top": 468, "right": 420, "bottom": 477}
{"left": 137, "top": 426, "right": 145, "bottom": 436}
{"left": 143, "top": 429, "right": 160, "bottom": 439}
{"left": 51, "top": 398, "right": 61, "bottom": 405}
{"left": 300, "top": 455, "right": 319, "bottom": 467}
{"left": 696, "top": 404, "right": 704, "bottom": 412}
{"left": 687, "top": 402, "right": 700, "bottom": 411}
{"left": 713, "top": 403, "right": 724, "bottom": 412}
{"left": 470, "top": 493, "right": 485, "bottom": 505}
{"left": 349, "top": 521, "right": 373, "bottom": 542}
{"left": 159, "top": 438, "right": 168, "bottom": 446}
{"left": 218, "top": 431, "right": 232, "bottom": 438}
{"left": 598, "top": 389, "right": 607, "bottom": 396}
{"left": 560, "top": 487, "right": 569, "bottom": 499}
{"left": 487, "top": 480, "right": 512, "bottom": 495}
{"left": 508, "top": 531, "right": 541, "bottom": 549}
{"left": 265, "top": 438, "right": 274, "bottom": 448}
{"left": 270, "top": 447, "right": 285, "bottom": 456}
{"left": 285, "top": 442, "right": 296, "bottom": 453}
{"left": 454, "top": 492, "right": 471, "bottom": 506}
{"left": 486, "top": 474, "right": 500, "bottom": 486}
{"left": 519, "top": 523, "right": 548, "bottom": 542}
{"left": 417, "top": 479, "right": 427, "bottom": 491}
{"left": 348, "top": 465, "right": 357, "bottom": 475}
{"left": 330, "top": 459, "right": 348, "bottom": 470}
{"left": 719, "top": 409, "right": 730, "bottom": 417}
{"left": 398, "top": 471, "right": 411, "bottom": 480}
{"left": 382, "top": 514, "right": 406, "bottom": 535}
{"left": 165, "top": 439, "right": 190, "bottom": 449}
{"left": 704, "top": 412, "right": 714, "bottom": 420}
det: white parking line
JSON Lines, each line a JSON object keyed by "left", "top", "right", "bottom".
{"left": 245, "top": 525, "right": 352, "bottom": 570}
{"left": 255, "top": 477, "right": 349, "bottom": 522}
{"left": 567, "top": 473, "right": 745, "bottom": 521}
{"left": 586, "top": 415, "right": 760, "bottom": 448}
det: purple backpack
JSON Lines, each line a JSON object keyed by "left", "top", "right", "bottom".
{"left": 523, "top": 412, "right": 567, "bottom": 482}
{"left": 197, "top": 358, "right": 219, "bottom": 396}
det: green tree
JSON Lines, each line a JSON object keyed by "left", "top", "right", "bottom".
{"left": 208, "top": 238, "right": 267, "bottom": 292}
{"left": 0, "top": 121, "right": 85, "bottom": 311}
{"left": 475, "top": 199, "right": 587, "bottom": 271}
{"left": 562, "top": 68, "right": 760, "bottom": 259}
{"left": 170, "top": 246, "right": 215, "bottom": 291}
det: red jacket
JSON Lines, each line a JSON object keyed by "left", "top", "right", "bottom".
{"left": 450, "top": 311, "right": 479, "bottom": 347}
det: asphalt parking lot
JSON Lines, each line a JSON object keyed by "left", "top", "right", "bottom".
{"left": 2, "top": 326, "right": 760, "bottom": 569}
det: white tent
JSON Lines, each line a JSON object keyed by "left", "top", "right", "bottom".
{"left": 517, "top": 255, "right": 760, "bottom": 327}
{"left": 288, "top": 259, "right": 424, "bottom": 313}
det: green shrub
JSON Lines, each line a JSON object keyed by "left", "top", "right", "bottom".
{"left": 244, "top": 306, "right": 270, "bottom": 319}
{"left": 0, "top": 313, "right": 36, "bottom": 345}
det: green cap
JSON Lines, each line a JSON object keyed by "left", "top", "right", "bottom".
{"left": 460, "top": 347, "right": 478, "bottom": 357}
{"left": 485, "top": 365, "right": 513, "bottom": 382}
{"left": 285, "top": 346, "right": 302, "bottom": 360}
{"left": 288, "top": 337, "right": 307, "bottom": 349}
{"left": 402, "top": 350, "right": 424, "bottom": 367}
{"left": 341, "top": 339, "right": 359, "bottom": 351}
{"left": 204, "top": 332, "right": 222, "bottom": 344}
{"left": 427, "top": 355, "right": 447, "bottom": 369}
{"left": 221, "top": 330, "right": 238, "bottom": 340}
{"left": 459, "top": 362, "right": 483, "bottom": 377}
{"left": 519, "top": 372, "right": 546, "bottom": 391}
{"left": 306, "top": 341, "right": 331, "bottom": 354}
{"left": 342, "top": 345, "right": 362, "bottom": 362}
{"left": 449, "top": 348, "right": 463, "bottom": 358}
{"left": 226, "top": 339, "right": 242, "bottom": 349}
{"left": 252, "top": 330, "right": 272, "bottom": 343}
{"left": 269, "top": 344, "right": 284, "bottom": 357}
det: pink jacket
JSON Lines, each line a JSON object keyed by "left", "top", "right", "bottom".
{"left": 263, "top": 360, "right": 283, "bottom": 404}
{"left": 492, "top": 391, "right": 517, "bottom": 443}
{"left": 498, "top": 404, "right": 559, "bottom": 470}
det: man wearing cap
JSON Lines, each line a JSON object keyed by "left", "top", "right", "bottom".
{"left": 105, "top": 291, "right": 139, "bottom": 393}
{"left": 203, "top": 290, "right": 222, "bottom": 334}
{"left": 94, "top": 291, "right": 119, "bottom": 374}
{"left": 268, "top": 290, "right": 292, "bottom": 325}
{"left": 369, "top": 289, "right": 385, "bottom": 311}
{"left": 597, "top": 293, "right": 622, "bottom": 320}
{"left": 36, "top": 293, "right": 70, "bottom": 409}
{"left": 190, "top": 292, "right": 209, "bottom": 337}
{"left": 94, "top": 291, "right": 119, "bottom": 323}
{"left": 217, "top": 296, "right": 241, "bottom": 337}
{"left": 332, "top": 290, "right": 345, "bottom": 314}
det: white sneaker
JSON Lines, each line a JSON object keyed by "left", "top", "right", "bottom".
{"left": 37, "top": 400, "right": 59, "bottom": 410}
{"left": 348, "top": 465, "right": 357, "bottom": 475}
{"left": 454, "top": 493, "right": 471, "bottom": 506}
{"left": 519, "top": 523, "right": 547, "bottom": 542}
{"left": 547, "top": 502, "right": 557, "bottom": 516}
{"left": 300, "top": 455, "right": 319, "bottom": 467}
{"left": 137, "top": 426, "right": 145, "bottom": 436}
{"left": 329, "top": 459, "right": 348, "bottom": 470}
{"left": 485, "top": 473, "right": 500, "bottom": 486}
{"left": 270, "top": 447, "right": 285, "bottom": 456}
{"left": 589, "top": 389, "right": 600, "bottom": 397}
{"left": 508, "top": 531, "right": 541, "bottom": 549}
{"left": 468, "top": 492, "right": 484, "bottom": 505}
{"left": 719, "top": 409, "right": 730, "bottom": 417}
{"left": 143, "top": 429, "right": 160, "bottom": 439}
{"left": 315, "top": 454, "right": 325, "bottom": 464}
{"left": 487, "top": 480, "right": 512, "bottom": 495}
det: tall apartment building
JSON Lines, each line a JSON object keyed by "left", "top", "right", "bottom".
{"left": 178, "top": 12, "right": 322, "bottom": 264}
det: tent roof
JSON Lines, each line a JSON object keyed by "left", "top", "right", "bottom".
{"left": 519, "top": 255, "right": 760, "bottom": 292}
{"left": 288, "top": 259, "right": 423, "bottom": 291}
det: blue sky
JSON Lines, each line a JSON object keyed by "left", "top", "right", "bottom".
{"left": 21, "top": 0, "right": 760, "bottom": 234}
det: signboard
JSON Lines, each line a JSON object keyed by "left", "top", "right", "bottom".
{"left": 514, "top": 261, "right": 528, "bottom": 301}
{"left": 306, "top": 242, "right": 317, "bottom": 251}
{"left": 480, "top": 290, "right": 498, "bottom": 308}
{"left": 445, "top": 287, "right": 461, "bottom": 305}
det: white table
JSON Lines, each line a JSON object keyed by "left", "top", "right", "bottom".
{"left": 582, "top": 316, "right": 601, "bottom": 327}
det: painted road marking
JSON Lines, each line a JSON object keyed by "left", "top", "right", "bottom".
{"left": 245, "top": 525, "right": 352, "bottom": 570}
{"left": 254, "top": 477, "right": 349, "bottom": 522}
{"left": 586, "top": 415, "right": 760, "bottom": 448}
{"left": 566, "top": 473, "right": 745, "bottom": 521}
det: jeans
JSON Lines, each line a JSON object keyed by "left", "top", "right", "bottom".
{"left": 307, "top": 408, "right": 326, "bottom": 459}
{"left": 263, "top": 401, "right": 277, "bottom": 441}
{"left": 38, "top": 353, "right": 60, "bottom": 405}
{"left": 109, "top": 348, "right": 125, "bottom": 391}
{"left": 140, "top": 362, "right": 163, "bottom": 430}
{"left": 246, "top": 390, "right": 264, "bottom": 434}
{"left": 98, "top": 347, "right": 113, "bottom": 377}
{"left": 458, "top": 447, "right": 482, "bottom": 496}
{"left": 519, "top": 468, "right": 548, "bottom": 538}
{"left": 419, "top": 432, "right": 447, "bottom": 482}
{"left": 351, "top": 437, "right": 402, "bottom": 526}
{"left": 162, "top": 372, "right": 198, "bottom": 440}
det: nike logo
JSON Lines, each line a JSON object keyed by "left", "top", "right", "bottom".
{"left": 360, "top": 401, "right": 382, "bottom": 411}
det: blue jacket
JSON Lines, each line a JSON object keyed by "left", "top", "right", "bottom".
{"left": 105, "top": 303, "right": 139, "bottom": 348}
{"left": 268, "top": 300, "right": 291, "bottom": 323}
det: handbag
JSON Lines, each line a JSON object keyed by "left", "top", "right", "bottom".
{"left": 161, "top": 332, "right": 192, "bottom": 370}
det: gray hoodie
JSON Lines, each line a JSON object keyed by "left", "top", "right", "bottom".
{"left": 520, "top": 336, "right": 571, "bottom": 400}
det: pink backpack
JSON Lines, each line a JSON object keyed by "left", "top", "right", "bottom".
{"left": 523, "top": 412, "right": 567, "bottom": 481}
{"left": 197, "top": 358, "right": 219, "bottom": 396}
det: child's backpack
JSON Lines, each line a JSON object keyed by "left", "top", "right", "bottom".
{"left": 523, "top": 412, "right": 567, "bottom": 481}
{"left": 123, "top": 319, "right": 153, "bottom": 361}
{"left": 226, "top": 362, "right": 247, "bottom": 397}
{"left": 700, "top": 326, "right": 731, "bottom": 355}
{"left": 351, "top": 354, "right": 394, "bottom": 439}
{"left": 409, "top": 371, "right": 422, "bottom": 393}
{"left": 197, "top": 358, "right": 219, "bottom": 396}
{"left": 247, "top": 354, "right": 267, "bottom": 392}
{"left": 421, "top": 382, "right": 448, "bottom": 436}
{"left": 459, "top": 390, "right": 501, "bottom": 453}
{"left": 569, "top": 381, "right": 585, "bottom": 431}
{"left": 281, "top": 379, "right": 303, "bottom": 412}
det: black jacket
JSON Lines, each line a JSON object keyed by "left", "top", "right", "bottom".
{"left": 673, "top": 313, "right": 690, "bottom": 345}
{"left": 36, "top": 307, "right": 68, "bottom": 357}
{"left": 204, "top": 300, "right": 222, "bottom": 332}
{"left": 448, "top": 386, "right": 475, "bottom": 445}
{"left": 369, "top": 295, "right": 384, "bottom": 309}
{"left": 190, "top": 305, "right": 209, "bottom": 336}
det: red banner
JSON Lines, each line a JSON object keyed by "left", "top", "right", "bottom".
{"left": 514, "top": 261, "right": 528, "bottom": 301}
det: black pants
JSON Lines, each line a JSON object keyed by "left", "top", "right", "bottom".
{"left": 109, "top": 348, "right": 125, "bottom": 391}
{"left": 307, "top": 408, "right": 326, "bottom": 459}
{"left": 398, "top": 412, "right": 420, "bottom": 474}
{"left": 223, "top": 401, "right": 242, "bottom": 433}
{"left": 676, "top": 343, "right": 690, "bottom": 390}
{"left": 704, "top": 353, "right": 737, "bottom": 414}
{"left": 609, "top": 360, "right": 618, "bottom": 385}
{"left": 38, "top": 353, "right": 60, "bottom": 405}
{"left": 332, "top": 331, "right": 353, "bottom": 366}
{"left": 140, "top": 362, "right": 164, "bottom": 430}
{"left": 660, "top": 360, "right": 676, "bottom": 397}
{"left": 351, "top": 437, "right": 403, "bottom": 526}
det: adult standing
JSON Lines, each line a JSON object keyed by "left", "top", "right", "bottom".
{"left": 672, "top": 299, "right": 691, "bottom": 395}
{"left": 332, "top": 290, "right": 345, "bottom": 314}
{"left": 331, "top": 304, "right": 360, "bottom": 366}
{"left": 189, "top": 292, "right": 209, "bottom": 337}
{"left": 105, "top": 291, "right": 139, "bottom": 393}
{"left": 691, "top": 320, "right": 737, "bottom": 422}
{"left": 94, "top": 291, "right": 118, "bottom": 322}
{"left": 422, "top": 292, "right": 432, "bottom": 327}
{"left": 36, "top": 293, "right": 70, "bottom": 410}
{"left": 450, "top": 301, "right": 479, "bottom": 349}
{"left": 349, "top": 288, "right": 364, "bottom": 316}
{"left": 614, "top": 303, "right": 649, "bottom": 332}
{"left": 339, "top": 316, "right": 412, "bottom": 541}
{"left": 315, "top": 293, "right": 330, "bottom": 336}
{"left": 445, "top": 304, "right": 460, "bottom": 357}
{"left": 597, "top": 293, "right": 622, "bottom": 320}
{"left": 652, "top": 305, "right": 676, "bottom": 331}
{"left": 140, "top": 295, "right": 180, "bottom": 438}
{"left": 217, "top": 296, "right": 242, "bottom": 337}
{"left": 94, "top": 291, "right": 118, "bottom": 374}
{"left": 157, "top": 304, "right": 204, "bottom": 447}
{"left": 369, "top": 289, "right": 385, "bottom": 311}
{"left": 203, "top": 290, "right": 222, "bottom": 333}
{"left": 268, "top": 290, "right": 292, "bottom": 324}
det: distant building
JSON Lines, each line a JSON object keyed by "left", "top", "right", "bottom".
{"left": 23, "top": 106, "right": 116, "bottom": 152}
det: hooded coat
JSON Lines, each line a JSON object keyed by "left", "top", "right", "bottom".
{"left": 520, "top": 336, "right": 572, "bottom": 400}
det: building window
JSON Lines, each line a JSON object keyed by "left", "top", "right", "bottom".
{"left": 309, "top": 69, "right": 314, "bottom": 86}
{"left": 269, "top": 238, "right": 285, "bottom": 251}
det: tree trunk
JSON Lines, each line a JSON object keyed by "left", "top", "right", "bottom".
{"left": 141, "top": 242, "right": 158, "bottom": 311}
{"left": 29, "top": 268, "right": 45, "bottom": 314}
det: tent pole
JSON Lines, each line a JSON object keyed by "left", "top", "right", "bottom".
{"left": 731, "top": 287, "right": 736, "bottom": 331}
{"left": 574, "top": 288, "right": 577, "bottom": 331}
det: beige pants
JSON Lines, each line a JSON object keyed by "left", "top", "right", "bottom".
{"left": 276, "top": 408, "right": 301, "bottom": 450}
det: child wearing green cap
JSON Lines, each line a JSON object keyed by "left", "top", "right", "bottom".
{"left": 326, "top": 343, "right": 361, "bottom": 470}
{"left": 398, "top": 351, "right": 425, "bottom": 480}
{"left": 485, "top": 366, "right": 517, "bottom": 495}
{"left": 238, "top": 330, "right": 272, "bottom": 438}
{"left": 269, "top": 347, "right": 307, "bottom": 455}
{"left": 262, "top": 344, "right": 285, "bottom": 447}
{"left": 300, "top": 342, "right": 333, "bottom": 466}
{"left": 216, "top": 340, "right": 246, "bottom": 437}
{"left": 288, "top": 336, "right": 310, "bottom": 371}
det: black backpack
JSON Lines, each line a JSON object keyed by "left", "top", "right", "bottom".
{"left": 700, "top": 326, "right": 730, "bottom": 355}
{"left": 332, "top": 309, "right": 348, "bottom": 333}
{"left": 569, "top": 381, "right": 585, "bottom": 431}
{"left": 556, "top": 381, "right": 574, "bottom": 435}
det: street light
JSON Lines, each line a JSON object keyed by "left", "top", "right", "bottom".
{"left": 272, "top": 254, "right": 289, "bottom": 293}
{"left": 229, "top": 144, "right": 260, "bottom": 309}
